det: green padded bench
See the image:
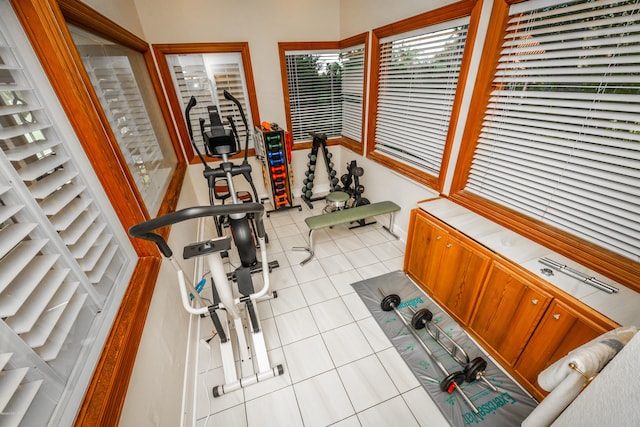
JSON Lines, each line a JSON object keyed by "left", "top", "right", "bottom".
{"left": 294, "top": 200, "right": 401, "bottom": 265}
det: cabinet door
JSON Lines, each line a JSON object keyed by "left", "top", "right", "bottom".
{"left": 514, "top": 299, "right": 612, "bottom": 399}
{"left": 405, "top": 211, "right": 447, "bottom": 293}
{"left": 470, "top": 262, "right": 552, "bottom": 367}
{"left": 431, "top": 234, "right": 491, "bottom": 325}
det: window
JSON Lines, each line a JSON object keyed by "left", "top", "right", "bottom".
{"left": 153, "top": 43, "right": 260, "bottom": 161}
{"left": 452, "top": 0, "right": 640, "bottom": 290}
{"left": 0, "top": 2, "right": 135, "bottom": 424}
{"left": 368, "top": 2, "right": 477, "bottom": 189}
{"left": 68, "top": 26, "right": 178, "bottom": 216}
{"left": 279, "top": 36, "right": 367, "bottom": 148}
{"left": 283, "top": 48, "right": 342, "bottom": 142}
{"left": 166, "top": 52, "right": 254, "bottom": 154}
{"left": 340, "top": 43, "right": 367, "bottom": 145}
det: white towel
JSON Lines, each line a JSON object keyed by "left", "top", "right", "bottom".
{"left": 522, "top": 325, "right": 638, "bottom": 427}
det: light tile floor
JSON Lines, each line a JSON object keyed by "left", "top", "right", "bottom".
{"left": 194, "top": 201, "right": 451, "bottom": 426}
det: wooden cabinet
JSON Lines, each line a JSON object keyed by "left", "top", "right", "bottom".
{"left": 405, "top": 209, "right": 490, "bottom": 325}
{"left": 469, "top": 261, "right": 552, "bottom": 367}
{"left": 514, "top": 299, "right": 610, "bottom": 400}
{"left": 404, "top": 207, "right": 618, "bottom": 400}
{"left": 405, "top": 210, "right": 445, "bottom": 292}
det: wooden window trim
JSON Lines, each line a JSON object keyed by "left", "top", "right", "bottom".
{"left": 448, "top": 0, "right": 640, "bottom": 292}
{"left": 9, "top": 1, "right": 186, "bottom": 426}
{"left": 153, "top": 42, "right": 261, "bottom": 164}
{"left": 278, "top": 33, "right": 369, "bottom": 155}
{"left": 57, "top": 0, "right": 186, "bottom": 225}
{"left": 73, "top": 256, "right": 162, "bottom": 427}
{"left": 366, "top": 0, "right": 481, "bottom": 192}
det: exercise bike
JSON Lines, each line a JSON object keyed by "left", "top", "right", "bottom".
{"left": 129, "top": 92, "right": 284, "bottom": 397}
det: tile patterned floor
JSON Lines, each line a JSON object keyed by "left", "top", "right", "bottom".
{"left": 194, "top": 201, "right": 451, "bottom": 426}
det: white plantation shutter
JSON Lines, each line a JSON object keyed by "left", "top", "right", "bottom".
{"left": 211, "top": 62, "right": 251, "bottom": 144}
{"left": 341, "top": 44, "right": 365, "bottom": 142}
{"left": 465, "top": 0, "right": 640, "bottom": 261}
{"left": 169, "top": 58, "right": 215, "bottom": 152}
{"left": 374, "top": 17, "right": 470, "bottom": 175}
{"left": 285, "top": 50, "right": 342, "bottom": 142}
{"left": 167, "top": 54, "right": 255, "bottom": 153}
{"left": 81, "top": 55, "right": 172, "bottom": 213}
{"left": 0, "top": 2, "right": 134, "bottom": 425}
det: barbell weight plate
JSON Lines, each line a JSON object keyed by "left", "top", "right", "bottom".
{"left": 410, "top": 308, "right": 433, "bottom": 330}
{"left": 440, "top": 371, "right": 466, "bottom": 393}
{"left": 464, "top": 356, "right": 488, "bottom": 383}
{"left": 380, "top": 294, "right": 401, "bottom": 311}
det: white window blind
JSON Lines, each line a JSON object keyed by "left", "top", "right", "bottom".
{"left": 285, "top": 50, "right": 342, "bottom": 142}
{"left": 341, "top": 44, "right": 365, "bottom": 142}
{"left": 375, "top": 17, "right": 470, "bottom": 175}
{"left": 465, "top": 0, "right": 640, "bottom": 261}
{"left": 0, "top": 2, "right": 134, "bottom": 425}
{"left": 167, "top": 53, "right": 254, "bottom": 153}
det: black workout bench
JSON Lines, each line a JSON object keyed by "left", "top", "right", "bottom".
{"left": 294, "top": 201, "right": 401, "bottom": 265}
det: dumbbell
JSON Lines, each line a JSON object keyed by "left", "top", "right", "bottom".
{"left": 379, "top": 292, "right": 479, "bottom": 414}
{"left": 410, "top": 307, "right": 497, "bottom": 391}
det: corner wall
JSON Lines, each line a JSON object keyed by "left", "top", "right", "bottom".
{"left": 118, "top": 169, "right": 202, "bottom": 426}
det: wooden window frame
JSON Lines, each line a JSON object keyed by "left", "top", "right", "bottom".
{"left": 448, "top": 0, "right": 640, "bottom": 292}
{"left": 152, "top": 42, "right": 261, "bottom": 164}
{"left": 9, "top": 0, "right": 186, "bottom": 425}
{"left": 366, "top": 0, "right": 481, "bottom": 191}
{"left": 278, "top": 32, "right": 368, "bottom": 154}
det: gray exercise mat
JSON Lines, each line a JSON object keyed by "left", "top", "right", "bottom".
{"left": 351, "top": 270, "right": 538, "bottom": 426}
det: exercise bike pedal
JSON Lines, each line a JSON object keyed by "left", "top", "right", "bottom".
{"left": 226, "top": 260, "right": 280, "bottom": 281}
{"left": 183, "top": 236, "right": 232, "bottom": 259}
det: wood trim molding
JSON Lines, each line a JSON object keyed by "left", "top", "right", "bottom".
{"left": 56, "top": 0, "right": 147, "bottom": 51}
{"left": 74, "top": 256, "right": 162, "bottom": 427}
{"left": 449, "top": 0, "right": 509, "bottom": 193}
{"left": 365, "top": 0, "right": 479, "bottom": 192}
{"left": 9, "top": 0, "right": 156, "bottom": 256}
{"left": 152, "top": 42, "right": 261, "bottom": 162}
{"left": 341, "top": 32, "right": 368, "bottom": 155}
{"left": 57, "top": 0, "right": 186, "bottom": 202}
{"left": 279, "top": 35, "right": 369, "bottom": 153}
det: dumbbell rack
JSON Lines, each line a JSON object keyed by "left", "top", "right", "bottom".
{"left": 255, "top": 127, "right": 301, "bottom": 216}
{"left": 300, "top": 132, "right": 340, "bottom": 209}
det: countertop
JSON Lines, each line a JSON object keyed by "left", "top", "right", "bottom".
{"left": 417, "top": 198, "right": 640, "bottom": 327}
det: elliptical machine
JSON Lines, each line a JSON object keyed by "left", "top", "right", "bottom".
{"left": 129, "top": 92, "right": 284, "bottom": 397}
{"left": 186, "top": 91, "right": 262, "bottom": 265}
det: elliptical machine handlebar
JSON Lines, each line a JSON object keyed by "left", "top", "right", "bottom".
{"left": 129, "top": 203, "right": 266, "bottom": 258}
{"left": 185, "top": 95, "right": 197, "bottom": 138}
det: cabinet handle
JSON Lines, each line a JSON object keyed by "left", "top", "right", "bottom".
{"left": 446, "top": 243, "right": 452, "bottom": 248}
{"left": 531, "top": 299, "right": 538, "bottom": 305}
{"left": 553, "top": 314, "right": 561, "bottom": 320}
{"left": 436, "top": 235, "right": 443, "bottom": 240}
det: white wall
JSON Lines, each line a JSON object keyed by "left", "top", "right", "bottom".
{"left": 133, "top": 0, "right": 341, "bottom": 128}
{"left": 552, "top": 332, "right": 640, "bottom": 426}
{"left": 339, "top": 0, "right": 457, "bottom": 37}
{"left": 79, "top": 0, "right": 145, "bottom": 38}
{"left": 119, "top": 168, "right": 202, "bottom": 426}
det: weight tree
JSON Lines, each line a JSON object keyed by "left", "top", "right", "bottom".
{"left": 300, "top": 132, "right": 340, "bottom": 209}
